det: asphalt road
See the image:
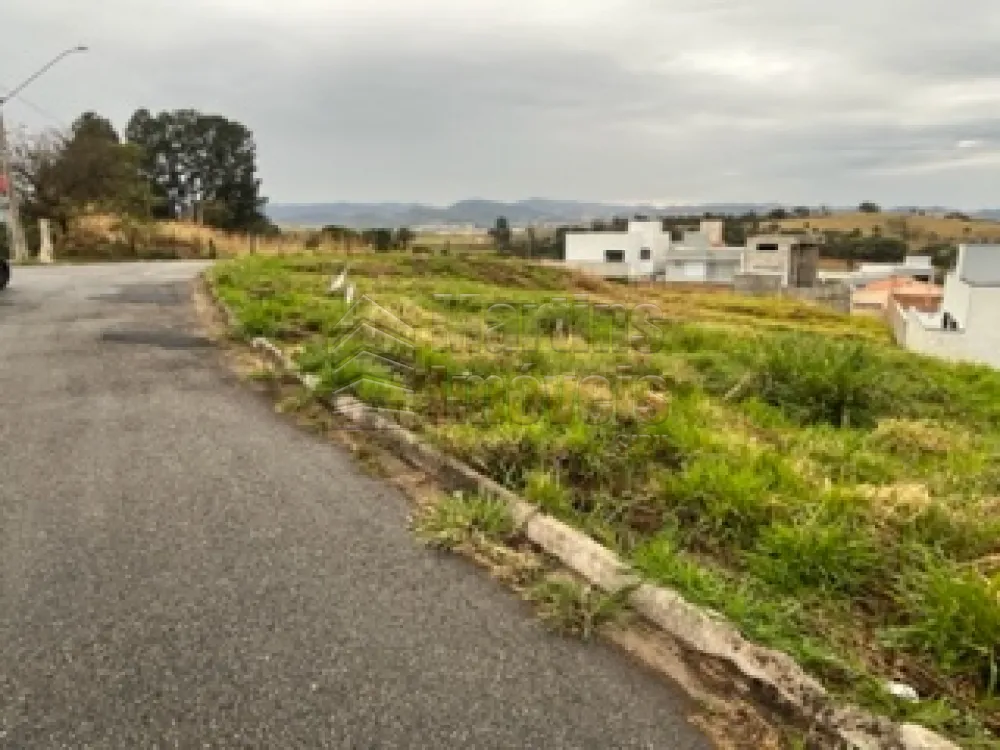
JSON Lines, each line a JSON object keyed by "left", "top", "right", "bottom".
{"left": 0, "top": 262, "right": 711, "bottom": 749}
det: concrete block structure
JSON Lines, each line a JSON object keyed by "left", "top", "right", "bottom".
{"left": 741, "top": 235, "right": 820, "bottom": 289}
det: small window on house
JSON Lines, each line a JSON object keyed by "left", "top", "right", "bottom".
{"left": 757, "top": 243, "right": 780, "bottom": 252}
{"left": 605, "top": 249, "right": 625, "bottom": 263}
{"left": 640, "top": 247, "right": 651, "bottom": 261}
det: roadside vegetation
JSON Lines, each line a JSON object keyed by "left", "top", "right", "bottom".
{"left": 211, "top": 252, "right": 1000, "bottom": 747}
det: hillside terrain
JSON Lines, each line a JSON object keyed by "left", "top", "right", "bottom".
{"left": 774, "top": 212, "right": 1000, "bottom": 252}
{"left": 266, "top": 200, "right": 1000, "bottom": 231}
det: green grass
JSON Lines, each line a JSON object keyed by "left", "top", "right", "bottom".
{"left": 210, "top": 252, "right": 1000, "bottom": 747}
{"left": 413, "top": 492, "right": 516, "bottom": 551}
{"left": 527, "top": 575, "right": 636, "bottom": 640}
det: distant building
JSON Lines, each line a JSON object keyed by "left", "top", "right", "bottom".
{"left": 890, "top": 244, "right": 1000, "bottom": 369}
{"left": 740, "top": 235, "right": 820, "bottom": 288}
{"left": 563, "top": 221, "right": 825, "bottom": 289}
{"left": 852, "top": 276, "right": 943, "bottom": 316}
{"left": 817, "top": 255, "right": 937, "bottom": 288}
{"left": 854, "top": 256, "right": 935, "bottom": 285}
{"left": 562, "top": 219, "right": 745, "bottom": 283}
{"left": 662, "top": 221, "right": 743, "bottom": 283}
{"left": 562, "top": 219, "right": 672, "bottom": 279}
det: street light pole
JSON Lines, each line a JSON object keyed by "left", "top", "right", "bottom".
{"left": 0, "top": 45, "right": 88, "bottom": 263}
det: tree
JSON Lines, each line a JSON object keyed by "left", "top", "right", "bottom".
{"left": 361, "top": 228, "right": 393, "bottom": 252}
{"left": 792, "top": 206, "right": 811, "bottom": 218}
{"left": 767, "top": 208, "right": 789, "bottom": 220}
{"left": 858, "top": 201, "right": 881, "bottom": 214}
{"left": 125, "top": 108, "right": 269, "bottom": 232}
{"left": 59, "top": 113, "right": 150, "bottom": 217}
{"left": 926, "top": 243, "right": 959, "bottom": 271}
{"left": 394, "top": 227, "right": 415, "bottom": 250}
{"left": 723, "top": 219, "right": 747, "bottom": 246}
{"left": 322, "top": 224, "right": 360, "bottom": 241}
{"left": 489, "top": 216, "right": 512, "bottom": 250}
{"left": 12, "top": 112, "right": 150, "bottom": 236}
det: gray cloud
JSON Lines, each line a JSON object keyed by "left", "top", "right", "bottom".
{"left": 3, "top": 0, "right": 999, "bottom": 207}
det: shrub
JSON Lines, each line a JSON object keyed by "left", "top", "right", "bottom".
{"left": 524, "top": 470, "right": 574, "bottom": 517}
{"left": 748, "top": 516, "right": 882, "bottom": 595}
{"left": 887, "top": 562, "right": 1000, "bottom": 690}
{"left": 752, "top": 334, "right": 890, "bottom": 427}
{"left": 661, "top": 449, "right": 802, "bottom": 549}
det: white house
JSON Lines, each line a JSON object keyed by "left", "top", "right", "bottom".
{"left": 563, "top": 219, "right": 744, "bottom": 282}
{"left": 662, "top": 222, "right": 744, "bottom": 283}
{"left": 854, "top": 256, "right": 935, "bottom": 286}
{"left": 563, "top": 219, "right": 672, "bottom": 279}
{"left": 890, "top": 244, "right": 1000, "bottom": 369}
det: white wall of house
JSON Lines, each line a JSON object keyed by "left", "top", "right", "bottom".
{"left": 893, "top": 245, "right": 1000, "bottom": 369}
{"left": 664, "top": 259, "right": 704, "bottom": 282}
{"left": 663, "top": 257, "right": 741, "bottom": 283}
{"left": 706, "top": 258, "right": 742, "bottom": 283}
{"left": 942, "top": 272, "right": 972, "bottom": 326}
{"left": 900, "top": 289, "right": 1000, "bottom": 368}
{"left": 564, "top": 220, "right": 671, "bottom": 278}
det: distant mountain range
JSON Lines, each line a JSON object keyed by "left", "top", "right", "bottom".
{"left": 266, "top": 199, "right": 1000, "bottom": 229}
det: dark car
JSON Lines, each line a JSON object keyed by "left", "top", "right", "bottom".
{"left": 0, "top": 233, "right": 9, "bottom": 289}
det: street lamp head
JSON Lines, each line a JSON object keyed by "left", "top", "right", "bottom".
{"left": 1, "top": 44, "right": 89, "bottom": 108}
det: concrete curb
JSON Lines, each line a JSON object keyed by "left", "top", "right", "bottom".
{"left": 203, "top": 275, "right": 959, "bottom": 750}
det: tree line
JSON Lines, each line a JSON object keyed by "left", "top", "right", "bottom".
{"left": 9, "top": 108, "right": 272, "bottom": 253}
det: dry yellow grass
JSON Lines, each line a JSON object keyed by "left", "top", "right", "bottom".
{"left": 413, "top": 232, "right": 491, "bottom": 246}
{"left": 73, "top": 214, "right": 358, "bottom": 257}
{"left": 773, "top": 211, "right": 1000, "bottom": 248}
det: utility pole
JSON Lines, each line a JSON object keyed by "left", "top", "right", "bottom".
{"left": 0, "top": 45, "right": 88, "bottom": 263}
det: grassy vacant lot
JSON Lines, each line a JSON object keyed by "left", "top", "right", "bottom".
{"left": 211, "top": 253, "right": 1000, "bottom": 747}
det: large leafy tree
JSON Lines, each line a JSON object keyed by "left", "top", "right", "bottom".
{"left": 125, "top": 108, "right": 269, "bottom": 232}
{"left": 13, "top": 112, "right": 150, "bottom": 234}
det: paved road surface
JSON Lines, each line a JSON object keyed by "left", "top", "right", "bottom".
{"left": 0, "top": 263, "right": 711, "bottom": 748}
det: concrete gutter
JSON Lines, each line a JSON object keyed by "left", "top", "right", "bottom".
{"left": 203, "top": 276, "right": 959, "bottom": 750}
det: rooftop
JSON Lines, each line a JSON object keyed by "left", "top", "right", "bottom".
{"left": 860, "top": 276, "right": 942, "bottom": 294}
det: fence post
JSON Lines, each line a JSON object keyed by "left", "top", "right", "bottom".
{"left": 38, "top": 218, "right": 54, "bottom": 264}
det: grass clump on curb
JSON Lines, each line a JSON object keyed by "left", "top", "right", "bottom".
{"left": 528, "top": 575, "right": 636, "bottom": 641}
{"left": 413, "top": 492, "right": 516, "bottom": 551}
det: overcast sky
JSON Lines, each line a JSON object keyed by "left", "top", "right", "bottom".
{"left": 4, "top": 0, "right": 1000, "bottom": 207}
